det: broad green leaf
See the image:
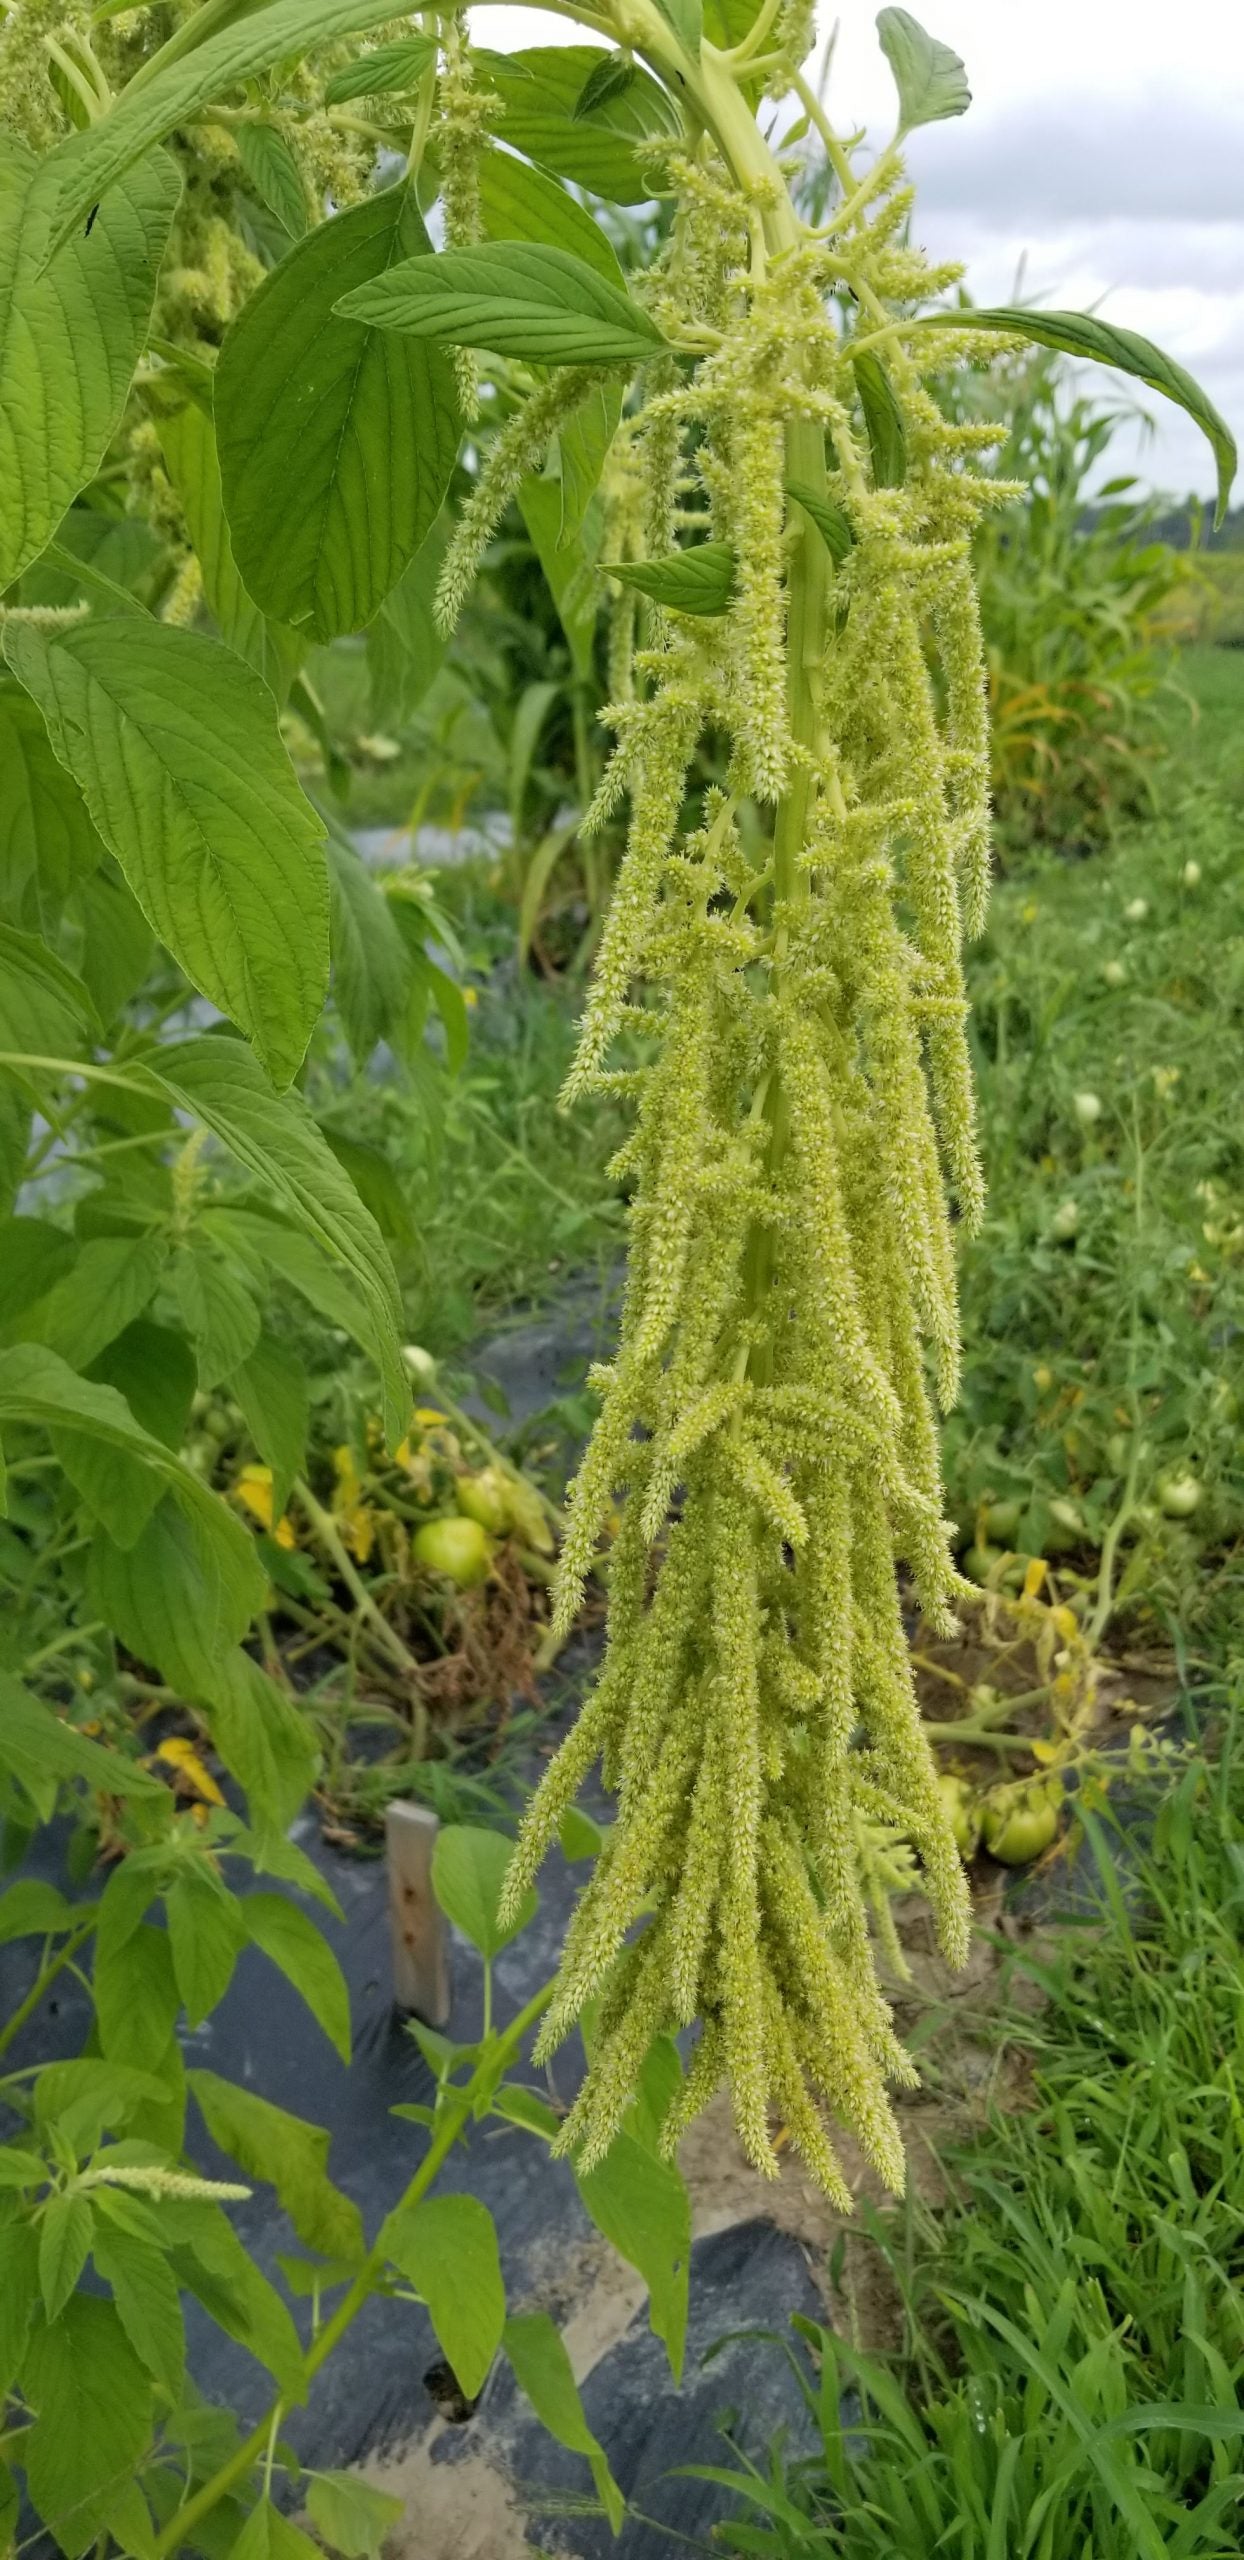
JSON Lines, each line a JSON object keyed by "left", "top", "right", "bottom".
{"left": 432, "top": 1824, "right": 536, "bottom": 1957}
{"left": 519, "top": 478, "right": 601, "bottom": 680}
{"left": 203, "top": 1208, "right": 388, "bottom": 1376}
{"left": 324, "top": 35, "right": 437, "bottom": 102}
{"left": 39, "top": 2190, "right": 94, "bottom": 2322}
{"left": 365, "top": 513, "right": 449, "bottom": 725}
{"left": 0, "top": 1218, "right": 71, "bottom": 1331}
{"left": 23, "top": 1232, "right": 167, "bottom": 1371}
{"left": 216, "top": 186, "right": 460, "bottom": 644}
{"left": 558, "top": 381, "right": 622, "bottom": 545}
{"left": 0, "top": 1878, "right": 73, "bottom": 1942}
{"left": 75, "top": 863, "right": 154, "bottom": 1025}
{"left": 2, "top": 617, "right": 329, "bottom": 1088}
{"left": 321, "top": 1129, "right": 415, "bottom": 1246}
{"left": 137, "top": 1038, "right": 407, "bottom": 1443}
{"left": 33, "top": 2054, "right": 171, "bottom": 2154}
{"left": 156, "top": 399, "right": 306, "bottom": 699}
{"left": 0, "top": 921, "right": 97, "bottom": 1058}
{"left": 915, "top": 304, "right": 1239, "bottom": 524}
{"left": 235, "top": 120, "right": 308, "bottom": 239}
{"left": 0, "top": 1669, "right": 159, "bottom": 1815}
{"left": 787, "top": 479, "right": 855, "bottom": 563}
{"left": 200, "top": 1644, "right": 319, "bottom": 1833}
{"left": 0, "top": 2146, "right": 47, "bottom": 2188}
{"left": 476, "top": 146, "right": 626, "bottom": 289}
{"left": 652, "top": 0, "right": 702, "bottom": 56}
{"left": 502, "top": 2310, "right": 624, "bottom": 2533}
{"left": 517, "top": 816, "right": 579, "bottom": 969}
{"left": 231, "top": 1330, "right": 308, "bottom": 1512}
{"left": 88, "top": 1493, "right": 259, "bottom": 1695}
{"left": 326, "top": 828, "right": 413, "bottom": 1064}
{"left": 0, "top": 1345, "right": 252, "bottom": 1595}
{"left": 854, "top": 350, "right": 907, "bottom": 487}
{"left": 95, "top": 1924, "right": 183, "bottom": 2101}
{"left": 37, "top": 0, "right": 429, "bottom": 252}
{"left": 244, "top": 1890, "right": 351, "bottom": 2062}
{"left": 576, "top": 2129, "right": 690, "bottom": 2382}
{"left": 492, "top": 2084, "right": 560, "bottom": 2139}
{"left": 0, "top": 2222, "right": 38, "bottom": 2399}
{"left": 304, "top": 2473, "right": 405, "bottom": 2560}
{"left": 383, "top": 2194, "right": 504, "bottom": 2398}
{"left": 603, "top": 541, "right": 736, "bottom": 615}
{"left": 876, "top": 9, "right": 971, "bottom": 132}
{"left": 171, "top": 1240, "right": 262, "bottom": 1385}
{"left": 227, "top": 2503, "right": 321, "bottom": 2560}
{"left": 163, "top": 2197, "right": 304, "bottom": 2398}
{"left": 476, "top": 46, "right": 681, "bottom": 206}
{"left": 166, "top": 1864, "right": 247, "bottom": 2024}
{"left": 189, "top": 2070, "right": 364, "bottom": 2263}
{"left": 62, "top": 1319, "right": 196, "bottom": 1548}
{"left": 573, "top": 54, "right": 638, "bottom": 120}
{"left": 91, "top": 2221, "right": 185, "bottom": 2396}
{"left": 0, "top": 138, "right": 179, "bottom": 587}
{"left": 0, "top": 692, "right": 102, "bottom": 933}
{"left": 339, "top": 240, "right": 667, "bottom": 370}
{"left": 558, "top": 1804, "right": 605, "bottom": 1861}
{"left": 22, "top": 2295, "right": 153, "bottom": 2559}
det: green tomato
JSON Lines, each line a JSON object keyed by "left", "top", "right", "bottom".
{"left": 1044, "top": 1498, "right": 1085, "bottom": 1555}
{"left": 1157, "top": 1471, "right": 1202, "bottom": 1520}
{"left": 962, "top": 1541, "right": 1003, "bottom": 1586}
{"left": 937, "top": 1772, "right": 980, "bottom": 1859}
{"left": 981, "top": 1776, "right": 1063, "bottom": 1867}
{"left": 1049, "top": 1198, "right": 1079, "bottom": 1243}
{"left": 413, "top": 1515, "right": 492, "bottom": 1588}
{"left": 456, "top": 1466, "right": 515, "bottom": 1538}
{"left": 983, "top": 1499, "right": 1022, "bottom": 1547}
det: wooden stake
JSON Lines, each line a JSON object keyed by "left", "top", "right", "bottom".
{"left": 385, "top": 1800, "right": 451, "bottom": 2026}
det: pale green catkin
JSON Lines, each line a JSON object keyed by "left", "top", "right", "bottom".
{"left": 495, "top": 99, "right": 1007, "bottom": 2198}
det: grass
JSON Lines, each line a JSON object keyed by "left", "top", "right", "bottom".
{"left": 705, "top": 1723, "right": 1244, "bottom": 2554}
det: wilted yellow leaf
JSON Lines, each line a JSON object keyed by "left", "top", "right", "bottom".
{"left": 235, "top": 1463, "right": 276, "bottom": 1530}
{"left": 156, "top": 1737, "right": 225, "bottom": 1806}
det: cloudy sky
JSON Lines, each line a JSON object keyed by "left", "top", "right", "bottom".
{"left": 475, "top": 0, "right": 1244, "bottom": 503}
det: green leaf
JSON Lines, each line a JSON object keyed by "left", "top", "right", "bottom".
{"left": 244, "top": 1891, "right": 351, "bottom": 2062}
{"left": 0, "top": 1218, "right": 68, "bottom": 1332}
{"left": 492, "top": 2084, "right": 560, "bottom": 2139}
{"left": 326, "top": 827, "right": 413, "bottom": 1064}
{"left": 0, "top": 1878, "right": 73, "bottom": 1942}
{"left": 558, "top": 1804, "right": 605, "bottom": 1861}
{"left": 88, "top": 1492, "right": 260, "bottom": 1694}
{"left": 0, "top": 920, "right": 97, "bottom": 1058}
{"left": 73, "top": 1316, "right": 198, "bottom": 1546}
{"left": 324, "top": 36, "right": 437, "bottom": 102}
{"left": 37, "top": 0, "right": 427, "bottom": 252}
{"left": 431, "top": 1824, "right": 536, "bottom": 1958}
{"left": 200, "top": 1645, "right": 319, "bottom": 1834}
{"left": 365, "top": 513, "right": 449, "bottom": 725}
{"left": 576, "top": 2128, "right": 690, "bottom": 2382}
{"left": 915, "top": 303, "right": 1239, "bottom": 525}
{"left": 476, "top": 46, "right": 681, "bottom": 206}
{"left": 304, "top": 2474, "right": 405, "bottom": 2560}
{"left": 227, "top": 2502, "right": 321, "bottom": 2560}
{"left": 573, "top": 55, "right": 640, "bottom": 120}
{"left": 156, "top": 398, "right": 306, "bottom": 700}
{"left": 518, "top": 479, "right": 601, "bottom": 680}
{"left": 0, "top": 2222, "right": 38, "bottom": 2398}
{"left": 205, "top": 1208, "right": 387, "bottom": 1376}
{"left": 235, "top": 120, "right": 308, "bottom": 239}
{"left": 383, "top": 2194, "right": 504, "bottom": 2398}
{"left": 216, "top": 185, "right": 459, "bottom": 645}
{"left": 0, "top": 1341, "right": 257, "bottom": 1597}
{"left": 876, "top": 9, "right": 971, "bottom": 132}
{"left": 786, "top": 479, "right": 855, "bottom": 563}
{"left": 136, "top": 1037, "right": 406, "bottom": 1443}
{"left": 23, "top": 1232, "right": 167, "bottom": 1371}
{"left": 171, "top": 1240, "right": 262, "bottom": 1386}
{"left": 39, "top": 2190, "right": 94, "bottom": 2322}
{"left": 231, "top": 1330, "right": 308, "bottom": 1513}
{"left": 338, "top": 241, "right": 668, "bottom": 369}
{"left": 75, "top": 863, "right": 153, "bottom": 1025}
{"left": 477, "top": 144, "right": 627, "bottom": 289}
{"left": 0, "top": 691, "right": 102, "bottom": 934}
{"left": 652, "top": 0, "right": 702, "bottom": 56}
{"left": 33, "top": 2055, "right": 171, "bottom": 2154}
{"left": 502, "top": 2310, "right": 624, "bottom": 2533}
{"left": 603, "top": 541, "right": 736, "bottom": 615}
{"left": 0, "top": 138, "right": 179, "bottom": 588}
{"left": 91, "top": 2220, "right": 185, "bottom": 2397}
{"left": 189, "top": 2070, "right": 364, "bottom": 2263}
{"left": 166, "top": 1864, "right": 247, "bottom": 2024}
{"left": 164, "top": 2198, "right": 304, "bottom": 2399}
{"left": 0, "top": 1668, "right": 158, "bottom": 1815}
{"left": 2, "top": 617, "right": 329, "bottom": 1088}
{"left": 0, "top": 2146, "right": 48, "bottom": 2188}
{"left": 22, "top": 2295, "right": 153, "bottom": 2558}
{"left": 854, "top": 350, "right": 906, "bottom": 487}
